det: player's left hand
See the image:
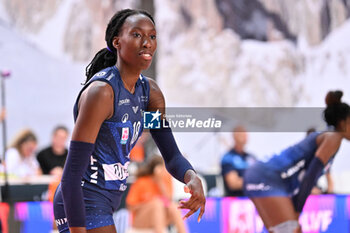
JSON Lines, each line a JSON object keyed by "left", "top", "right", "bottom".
{"left": 178, "top": 171, "right": 206, "bottom": 222}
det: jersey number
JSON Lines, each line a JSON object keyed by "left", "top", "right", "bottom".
{"left": 130, "top": 121, "right": 141, "bottom": 145}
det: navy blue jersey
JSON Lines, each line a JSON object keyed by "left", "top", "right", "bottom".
{"left": 263, "top": 132, "right": 334, "bottom": 194}
{"left": 221, "top": 149, "right": 256, "bottom": 196}
{"left": 221, "top": 149, "right": 256, "bottom": 177}
{"left": 73, "top": 66, "right": 150, "bottom": 191}
{"left": 244, "top": 132, "right": 335, "bottom": 197}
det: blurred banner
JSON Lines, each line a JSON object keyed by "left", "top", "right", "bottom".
{"left": 0, "top": 195, "right": 349, "bottom": 233}
{"left": 184, "top": 195, "right": 350, "bottom": 233}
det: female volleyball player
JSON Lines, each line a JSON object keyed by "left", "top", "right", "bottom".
{"left": 53, "top": 9, "right": 205, "bottom": 233}
{"left": 243, "top": 90, "right": 350, "bottom": 233}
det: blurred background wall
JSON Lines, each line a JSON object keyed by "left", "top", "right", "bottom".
{"left": 0, "top": 0, "right": 350, "bottom": 192}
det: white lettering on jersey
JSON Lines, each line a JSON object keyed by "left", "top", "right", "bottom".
{"left": 246, "top": 183, "right": 271, "bottom": 191}
{"left": 281, "top": 160, "right": 305, "bottom": 179}
{"left": 103, "top": 162, "right": 129, "bottom": 181}
{"left": 119, "top": 98, "right": 130, "bottom": 106}
{"left": 107, "top": 73, "right": 114, "bottom": 81}
{"left": 140, "top": 96, "right": 148, "bottom": 102}
{"left": 55, "top": 218, "right": 67, "bottom": 226}
{"left": 90, "top": 156, "right": 98, "bottom": 184}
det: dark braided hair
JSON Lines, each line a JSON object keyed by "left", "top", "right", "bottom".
{"left": 85, "top": 9, "right": 155, "bottom": 83}
{"left": 324, "top": 90, "right": 350, "bottom": 129}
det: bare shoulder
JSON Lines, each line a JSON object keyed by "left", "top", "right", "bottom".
{"left": 146, "top": 77, "right": 161, "bottom": 92}
{"left": 82, "top": 81, "right": 114, "bottom": 102}
{"left": 315, "top": 131, "right": 342, "bottom": 163}
{"left": 317, "top": 132, "right": 342, "bottom": 147}
{"left": 78, "top": 80, "right": 114, "bottom": 119}
{"left": 72, "top": 81, "right": 114, "bottom": 142}
{"left": 145, "top": 77, "right": 165, "bottom": 111}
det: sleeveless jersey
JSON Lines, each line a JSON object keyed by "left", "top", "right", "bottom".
{"left": 73, "top": 66, "right": 150, "bottom": 191}
{"left": 263, "top": 132, "right": 334, "bottom": 194}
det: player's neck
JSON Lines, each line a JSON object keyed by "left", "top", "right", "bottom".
{"left": 234, "top": 145, "right": 244, "bottom": 154}
{"left": 116, "top": 64, "right": 141, "bottom": 87}
{"left": 52, "top": 146, "right": 65, "bottom": 155}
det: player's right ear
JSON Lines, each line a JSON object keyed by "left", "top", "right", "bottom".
{"left": 112, "top": 37, "right": 120, "bottom": 50}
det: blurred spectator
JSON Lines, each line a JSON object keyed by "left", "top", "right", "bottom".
{"left": 37, "top": 125, "right": 68, "bottom": 176}
{"left": 5, "top": 129, "right": 41, "bottom": 177}
{"left": 130, "top": 133, "right": 148, "bottom": 163}
{"left": 307, "top": 128, "right": 334, "bottom": 194}
{"left": 306, "top": 127, "right": 316, "bottom": 136}
{"left": 221, "top": 126, "right": 256, "bottom": 196}
{"left": 126, "top": 156, "right": 187, "bottom": 233}
{"left": 0, "top": 108, "right": 5, "bottom": 122}
{"left": 36, "top": 126, "right": 68, "bottom": 232}
{"left": 0, "top": 108, "right": 5, "bottom": 170}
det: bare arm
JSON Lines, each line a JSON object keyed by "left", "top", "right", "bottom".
{"left": 147, "top": 78, "right": 165, "bottom": 113}
{"left": 225, "top": 171, "right": 243, "bottom": 190}
{"left": 326, "top": 172, "right": 334, "bottom": 193}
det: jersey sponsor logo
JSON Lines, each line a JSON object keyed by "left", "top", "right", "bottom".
{"left": 144, "top": 110, "right": 161, "bottom": 129}
{"left": 120, "top": 127, "right": 129, "bottom": 144}
{"left": 281, "top": 159, "right": 305, "bottom": 179}
{"left": 55, "top": 218, "right": 67, "bottom": 226}
{"left": 121, "top": 113, "right": 129, "bottom": 123}
{"left": 103, "top": 162, "right": 129, "bottom": 181}
{"left": 118, "top": 98, "right": 130, "bottom": 106}
{"left": 119, "top": 183, "right": 127, "bottom": 191}
{"left": 246, "top": 182, "right": 271, "bottom": 191}
{"left": 95, "top": 71, "right": 106, "bottom": 77}
{"left": 132, "top": 106, "right": 139, "bottom": 114}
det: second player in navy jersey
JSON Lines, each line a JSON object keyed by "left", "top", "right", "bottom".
{"left": 53, "top": 9, "right": 205, "bottom": 233}
{"left": 243, "top": 90, "right": 350, "bottom": 233}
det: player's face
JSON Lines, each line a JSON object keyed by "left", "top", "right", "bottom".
{"left": 52, "top": 129, "right": 68, "bottom": 151}
{"left": 20, "top": 140, "right": 37, "bottom": 158}
{"left": 114, "top": 14, "right": 157, "bottom": 71}
{"left": 233, "top": 131, "right": 248, "bottom": 147}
